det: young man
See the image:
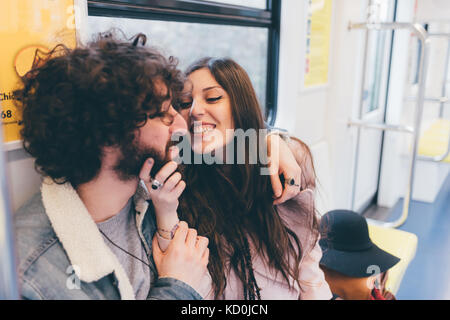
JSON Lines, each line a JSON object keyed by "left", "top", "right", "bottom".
{"left": 13, "top": 34, "right": 209, "bottom": 300}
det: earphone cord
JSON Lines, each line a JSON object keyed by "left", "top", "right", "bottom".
{"left": 99, "top": 229, "right": 151, "bottom": 268}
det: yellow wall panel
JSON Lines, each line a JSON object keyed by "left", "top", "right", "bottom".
{"left": 304, "top": 0, "right": 333, "bottom": 88}
{"left": 0, "top": 0, "right": 76, "bottom": 143}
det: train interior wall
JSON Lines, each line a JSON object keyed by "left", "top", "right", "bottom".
{"left": 3, "top": 0, "right": 450, "bottom": 299}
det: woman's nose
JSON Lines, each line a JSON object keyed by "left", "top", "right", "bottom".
{"left": 189, "top": 99, "right": 205, "bottom": 119}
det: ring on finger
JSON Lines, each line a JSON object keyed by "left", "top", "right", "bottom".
{"left": 150, "top": 178, "right": 164, "bottom": 190}
{"left": 285, "top": 177, "right": 300, "bottom": 188}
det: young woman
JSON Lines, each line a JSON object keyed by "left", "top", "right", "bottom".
{"left": 141, "top": 57, "right": 332, "bottom": 300}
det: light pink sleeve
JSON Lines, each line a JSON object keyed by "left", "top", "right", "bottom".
{"left": 277, "top": 189, "right": 332, "bottom": 300}
{"left": 297, "top": 235, "right": 332, "bottom": 300}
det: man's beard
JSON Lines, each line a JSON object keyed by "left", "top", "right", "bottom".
{"left": 113, "top": 138, "right": 176, "bottom": 182}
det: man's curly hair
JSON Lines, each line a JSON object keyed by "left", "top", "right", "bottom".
{"left": 14, "top": 32, "right": 185, "bottom": 187}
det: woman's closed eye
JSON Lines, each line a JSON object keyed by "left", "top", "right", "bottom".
{"left": 206, "top": 96, "right": 222, "bottom": 103}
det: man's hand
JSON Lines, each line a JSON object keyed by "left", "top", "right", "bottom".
{"left": 152, "top": 221, "right": 209, "bottom": 294}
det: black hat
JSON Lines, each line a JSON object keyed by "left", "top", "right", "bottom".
{"left": 319, "top": 210, "right": 400, "bottom": 278}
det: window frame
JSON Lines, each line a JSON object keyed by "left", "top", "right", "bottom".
{"left": 87, "top": 0, "right": 281, "bottom": 124}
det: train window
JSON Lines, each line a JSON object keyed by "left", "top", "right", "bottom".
{"left": 86, "top": 0, "right": 280, "bottom": 123}
{"left": 206, "top": 0, "right": 267, "bottom": 10}
{"left": 362, "top": 0, "right": 397, "bottom": 114}
{"left": 88, "top": 16, "right": 268, "bottom": 112}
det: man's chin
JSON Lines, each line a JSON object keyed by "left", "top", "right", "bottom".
{"left": 114, "top": 146, "right": 166, "bottom": 182}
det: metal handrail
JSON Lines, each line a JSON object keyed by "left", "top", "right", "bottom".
{"left": 0, "top": 102, "right": 20, "bottom": 299}
{"left": 404, "top": 96, "right": 449, "bottom": 104}
{"left": 428, "top": 33, "right": 450, "bottom": 38}
{"left": 414, "top": 36, "right": 450, "bottom": 163}
{"left": 347, "top": 119, "right": 415, "bottom": 134}
{"left": 348, "top": 22, "right": 431, "bottom": 228}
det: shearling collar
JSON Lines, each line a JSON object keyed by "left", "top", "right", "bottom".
{"left": 40, "top": 177, "right": 150, "bottom": 300}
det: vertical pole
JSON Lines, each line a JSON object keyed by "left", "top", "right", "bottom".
{"left": 348, "top": 22, "right": 430, "bottom": 228}
{"left": 351, "top": 4, "right": 371, "bottom": 211}
{"left": 0, "top": 104, "right": 19, "bottom": 300}
{"left": 265, "top": 0, "right": 281, "bottom": 125}
{"left": 439, "top": 38, "right": 450, "bottom": 118}
{"left": 399, "top": 24, "right": 430, "bottom": 227}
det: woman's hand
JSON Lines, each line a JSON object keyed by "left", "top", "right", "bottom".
{"left": 266, "top": 134, "right": 302, "bottom": 205}
{"left": 139, "top": 147, "right": 185, "bottom": 237}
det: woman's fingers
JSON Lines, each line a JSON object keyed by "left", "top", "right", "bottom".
{"left": 139, "top": 158, "right": 154, "bottom": 183}
{"left": 272, "top": 158, "right": 303, "bottom": 204}
{"left": 172, "top": 180, "right": 186, "bottom": 198}
{"left": 168, "top": 146, "right": 180, "bottom": 162}
{"left": 162, "top": 172, "right": 182, "bottom": 192}
{"left": 270, "top": 173, "right": 283, "bottom": 199}
{"left": 273, "top": 173, "right": 301, "bottom": 205}
{"left": 154, "top": 161, "right": 178, "bottom": 184}
{"left": 140, "top": 147, "right": 181, "bottom": 193}
{"left": 144, "top": 160, "right": 179, "bottom": 195}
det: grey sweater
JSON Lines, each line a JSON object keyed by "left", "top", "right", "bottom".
{"left": 97, "top": 198, "right": 151, "bottom": 300}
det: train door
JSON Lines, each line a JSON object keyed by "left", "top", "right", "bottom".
{"left": 352, "top": 0, "right": 397, "bottom": 213}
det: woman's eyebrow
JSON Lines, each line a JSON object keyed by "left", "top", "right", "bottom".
{"left": 202, "top": 86, "right": 222, "bottom": 92}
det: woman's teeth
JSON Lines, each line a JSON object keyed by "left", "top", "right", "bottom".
{"left": 193, "top": 125, "right": 215, "bottom": 134}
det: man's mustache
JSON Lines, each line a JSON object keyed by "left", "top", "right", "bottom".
{"left": 148, "top": 133, "right": 184, "bottom": 177}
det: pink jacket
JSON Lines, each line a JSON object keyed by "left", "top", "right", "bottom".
{"left": 158, "top": 189, "right": 332, "bottom": 300}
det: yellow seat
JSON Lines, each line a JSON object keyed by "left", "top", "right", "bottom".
{"left": 368, "top": 224, "right": 418, "bottom": 295}
{"left": 418, "top": 119, "right": 450, "bottom": 163}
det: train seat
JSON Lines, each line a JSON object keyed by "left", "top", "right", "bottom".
{"left": 418, "top": 118, "right": 450, "bottom": 163}
{"left": 368, "top": 224, "right": 418, "bottom": 295}
{"left": 411, "top": 119, "right": 450, "bottom": 203}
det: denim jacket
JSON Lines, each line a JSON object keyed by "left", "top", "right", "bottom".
{"left": 13, "top": 178, "right": 202, "bottom": 300}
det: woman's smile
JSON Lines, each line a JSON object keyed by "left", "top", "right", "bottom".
{"left": 181, "top": 68, "right": 234, "bottom": 153}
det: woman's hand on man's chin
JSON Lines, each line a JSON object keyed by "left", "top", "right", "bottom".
{"left": 138, "top": 148, "right": 185, "bottom": 232}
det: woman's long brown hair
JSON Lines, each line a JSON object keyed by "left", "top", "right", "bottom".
{"left": 178, "top": 57, "right": 318, "bottom": 299}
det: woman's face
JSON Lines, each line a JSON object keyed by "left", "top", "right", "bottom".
{"left": 180, "top": 68, "right": 234, "bottom": 154}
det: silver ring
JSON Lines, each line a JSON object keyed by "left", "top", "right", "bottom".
{"left": 285, "top": 178, "right": 300, "bottom": 188}
{"left": 150, "top": 178, "right": 164, "bottom": 190}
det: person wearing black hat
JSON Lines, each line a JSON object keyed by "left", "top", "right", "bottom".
{"left": 319, "top": 210, "right": 400, "bottom": 300}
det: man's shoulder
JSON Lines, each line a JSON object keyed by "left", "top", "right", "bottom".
{"left": 13, "top": 193, "right": 91, "bottom": 299}
{"left": 13, "top": 192, "right": 117, "bottom": 300}
{"left": 14, "top": 191, "right": 54, "bottom": 241}
{"left": 14, "top": 192, "right": 59, "bottom": 275}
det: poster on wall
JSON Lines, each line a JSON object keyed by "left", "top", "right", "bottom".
{"left": 0, "top": 0, "right": 76, "bottom": 147}
{"left": 304, "top": 0, "right": 333, "bottom": 88}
